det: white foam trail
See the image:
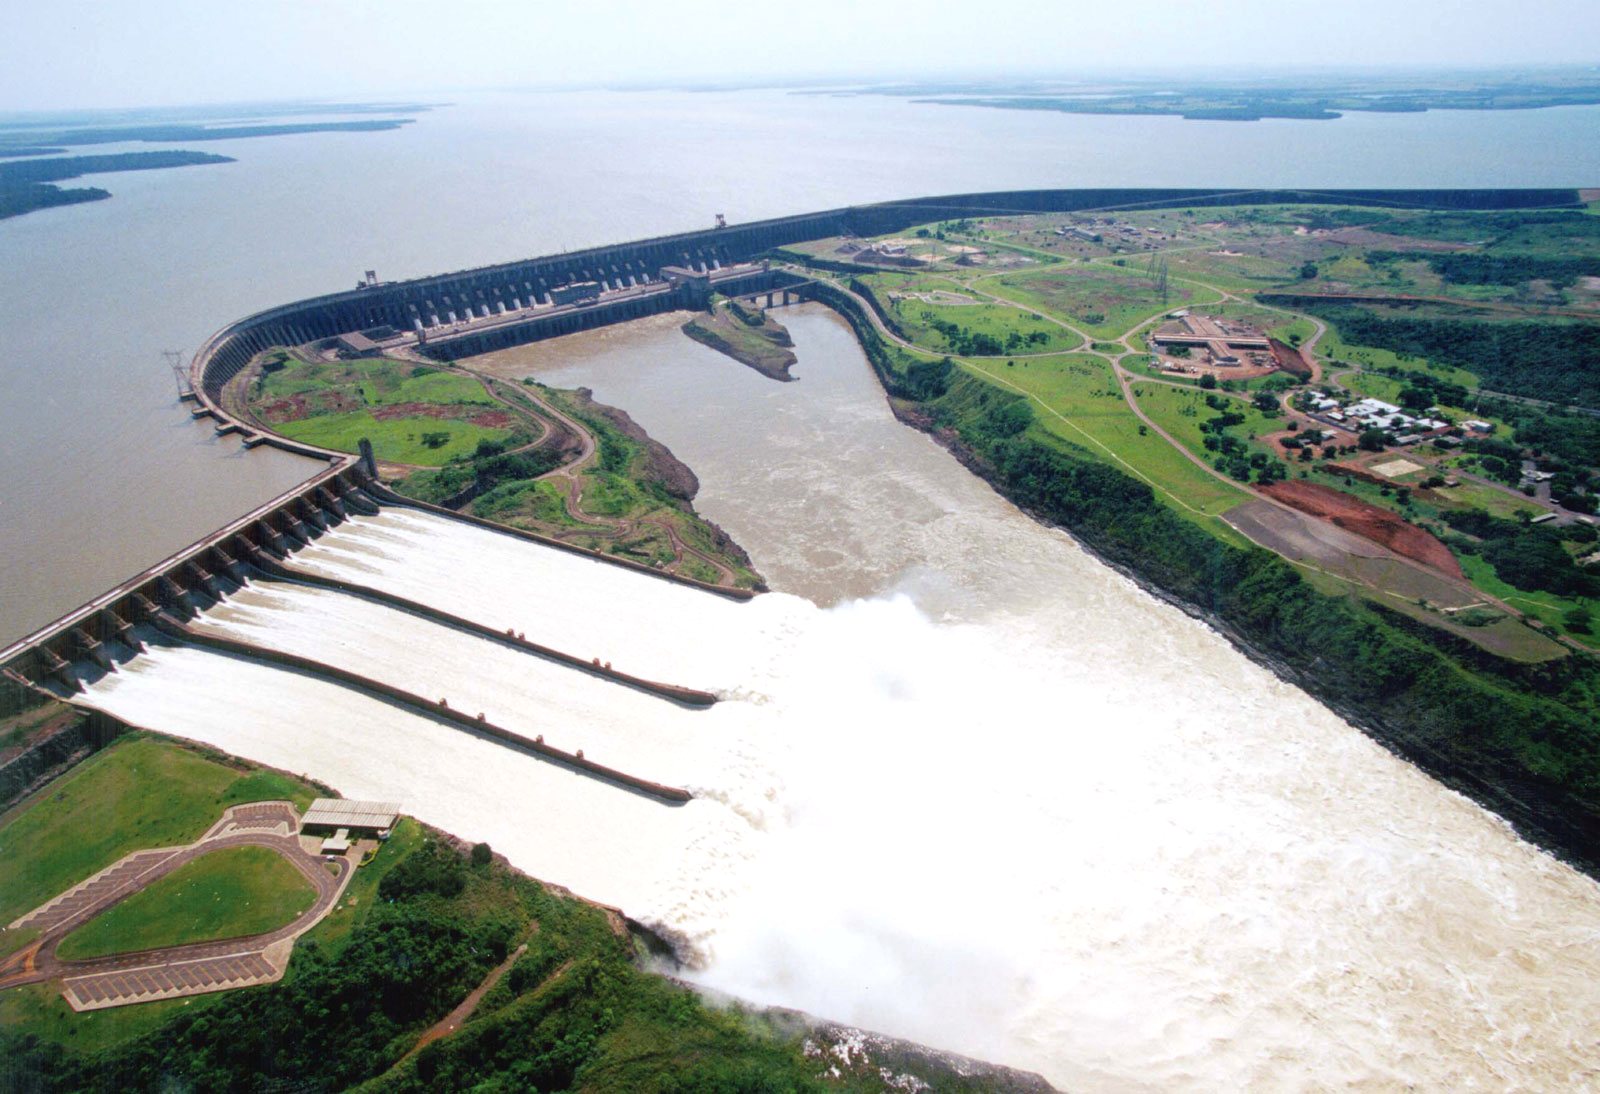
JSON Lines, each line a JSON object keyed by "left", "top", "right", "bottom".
{"left": 77, "top": 511, "right": 1600, "bottom": 1089}
{"left": 693, "top": 593, "right": 1600, "bottom": 1089}
{"left": 192, "top": 580, "right": 722, "bottom": 785}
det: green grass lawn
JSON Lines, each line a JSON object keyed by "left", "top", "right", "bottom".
{"left": 990, "top": 262, "right": 1223, "bottom": 339}
{"left": 57, "top": 845, "right": 318, "bottom": 960}
{"left": 256, "top": 357, "right": 494, "bottom": 409}
{"left": 271, "top": 410, "right": 511, "bottom": 466}
{"left": 1458, "top": 554, "right": 1598, "bottom": 649}
{"left": 959, "top": 355, "right": 1253, "bottom": 524}
{"left": 0, "top": 982, "right": 206, "bottom": 1057}
{"left": 1134, "top": 380, "right": 1286, "bottom": 464}
{"left": 250, "top": 354, "right": 515, "bottom": 465}
{"left": 1429, "top": 478, "right": 1542, "bottom": 521}
{"left": 0, "top": 735, "right": 318, "bottom": 925}
{"left": 891, "top": 294, "right": 1076, "bottom": 354}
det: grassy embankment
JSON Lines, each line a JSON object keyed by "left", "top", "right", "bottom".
{"left": 56, "top": 845, "right": 317, "bottom": 960}
{"left": 0, "top": 734, "right": 317, "bottom": 927}
{"left": 1, "top": 737, "right": 1021, "bottom": 1092}
{"left": 793, "top": 212, "right": 1600, "bottom": 877}
{"left": 248, "top": 353, "right": 521, "bottom": 465}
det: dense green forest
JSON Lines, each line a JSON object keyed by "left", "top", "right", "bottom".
{"left": 1366, "top": 251, "right": 1598, "bottom": 288}
{"left": 808, "top": 279, "right": 1600, "bottom": 874}
{"left": 1293, "top": 303, "right": 1600, "bottom": 408}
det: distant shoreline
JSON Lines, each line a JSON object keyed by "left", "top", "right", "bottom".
{"left": 0, "top": 118, "right": 418, "bottom": 221}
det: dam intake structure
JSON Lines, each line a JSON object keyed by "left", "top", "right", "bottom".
{"left": 184, "top": 186, "right": 1580, "bottom": 415}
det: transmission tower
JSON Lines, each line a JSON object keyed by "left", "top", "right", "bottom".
{"left": 163, "top": 349, "right": 191, "bottom": 397}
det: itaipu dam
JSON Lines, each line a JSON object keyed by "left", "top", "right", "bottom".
{"left": 0, "top": 185, "right": 1582, "bottom": 819}
{"left": 6, "top": 185, "right": 1599, "bottom": 1088}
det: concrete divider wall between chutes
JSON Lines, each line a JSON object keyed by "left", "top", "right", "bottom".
{"left": 144, "top": 614, "right": 693, "bottom": 806}
{"left": 239, "top": 546, "right": 718, "bottom": 708}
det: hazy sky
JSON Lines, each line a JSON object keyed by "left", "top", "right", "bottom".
{"left": 4, "top": 0, "right": 1599, "bottom": 112}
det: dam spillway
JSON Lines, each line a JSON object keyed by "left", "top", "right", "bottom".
{"left": 55, "top": 499, "right": 790, "bottom": 908}
{"left": 26, "top": 495, "right": 772, "bottom": 813}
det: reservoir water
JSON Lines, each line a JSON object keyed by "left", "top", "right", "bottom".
{"left": 12, "top": 90, "right": 1600, "bottom": 1087}
{"left": 74, "top": 307, "right": 1600, "bottom": 1089}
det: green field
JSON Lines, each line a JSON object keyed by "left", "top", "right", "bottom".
{"left": 248, "top": 354, "right": 517, "bottom": 466}
{"left": 991, "top": 262, "right": 1223, "bottom": 339}
{"left": 1459, "top": 554, "right": 1599, "bottom": 649}
{"left": 958, "top": 355, "right": 1252, "bottom": 522}
{"left": 255, "top": 356, "right": 494, "bottom": 409}
{"left": 856, "top": 270, "right": 1079, "bottom": 355}
{"left": 1134, "top": 381, "right": 1285, "bottom": 462}
{"left": 0, "top": 735, "right": 318, "bottom": 925}
{"left": 57, "top": 845, "right": 317, "bottom": 960}
{"left": 272, "top": 410, "right": 511, "bottom": 466}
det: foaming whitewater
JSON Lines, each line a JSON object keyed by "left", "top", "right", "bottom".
{"left": 75, "top": 309, "right": 1600, "bottom": 1089}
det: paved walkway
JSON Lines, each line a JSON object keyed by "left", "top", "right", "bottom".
{"left": 0, "top": 801, "right": 354, "bottom": 1010}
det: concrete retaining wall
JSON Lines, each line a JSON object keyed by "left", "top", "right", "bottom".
{"left": 148, "top": 615, "right": 692, "bottom": 806}
{"left": 0, "top": 710, "right": 127, "bottom": 814}
{"left": 244, "top": 550, "right": 719, "bottom": 707}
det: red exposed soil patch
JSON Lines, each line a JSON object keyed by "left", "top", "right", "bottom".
{"left": 259, "top": 391, "right": 362, "bottom": 424}
{"left": 1260, "top": 480, "right": 1463, "bottom": 578}
{"left": 369, "top": 403, "right": 515, "bottom": 428}
{"left": 1268, "top": 337, "right": 1312, "bottom": 379}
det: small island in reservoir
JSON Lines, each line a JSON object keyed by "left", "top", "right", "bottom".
{"left": 681, "top": 296, "right": 799, "bottom": 381}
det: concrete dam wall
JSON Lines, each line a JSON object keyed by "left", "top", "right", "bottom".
{"left": 188, "top": 186, "right": 1580, "bottom": 403}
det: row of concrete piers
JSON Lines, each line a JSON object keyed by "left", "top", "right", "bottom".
{"left": 0, "top": 468, "right": 380, "bottom": 696}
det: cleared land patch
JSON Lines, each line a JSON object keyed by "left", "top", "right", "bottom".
{"left": 247, "top": 353, "right": 518, "bottom": 466}
{"left": 56, "top": 846, "right": 317, "bottom": 960}
{"left": 1261, "top": 479, "right": 1464, "bottom": 577}
{"left": 1370, "top": 457, "right": 1426, "bottom": 479}
{"left": 860, "top": 271, "right": 1077, "bottom": 355}
{"left": 993, "top": 262, "right": 1223, "bottom": 339}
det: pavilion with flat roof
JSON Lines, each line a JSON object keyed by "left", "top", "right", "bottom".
{"left": 300, "top": 799, "right": 400, "bottom": 838}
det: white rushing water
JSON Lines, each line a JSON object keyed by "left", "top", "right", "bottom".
{"left": 74, "top": 313, "right": 1600, "bottom": 1089}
